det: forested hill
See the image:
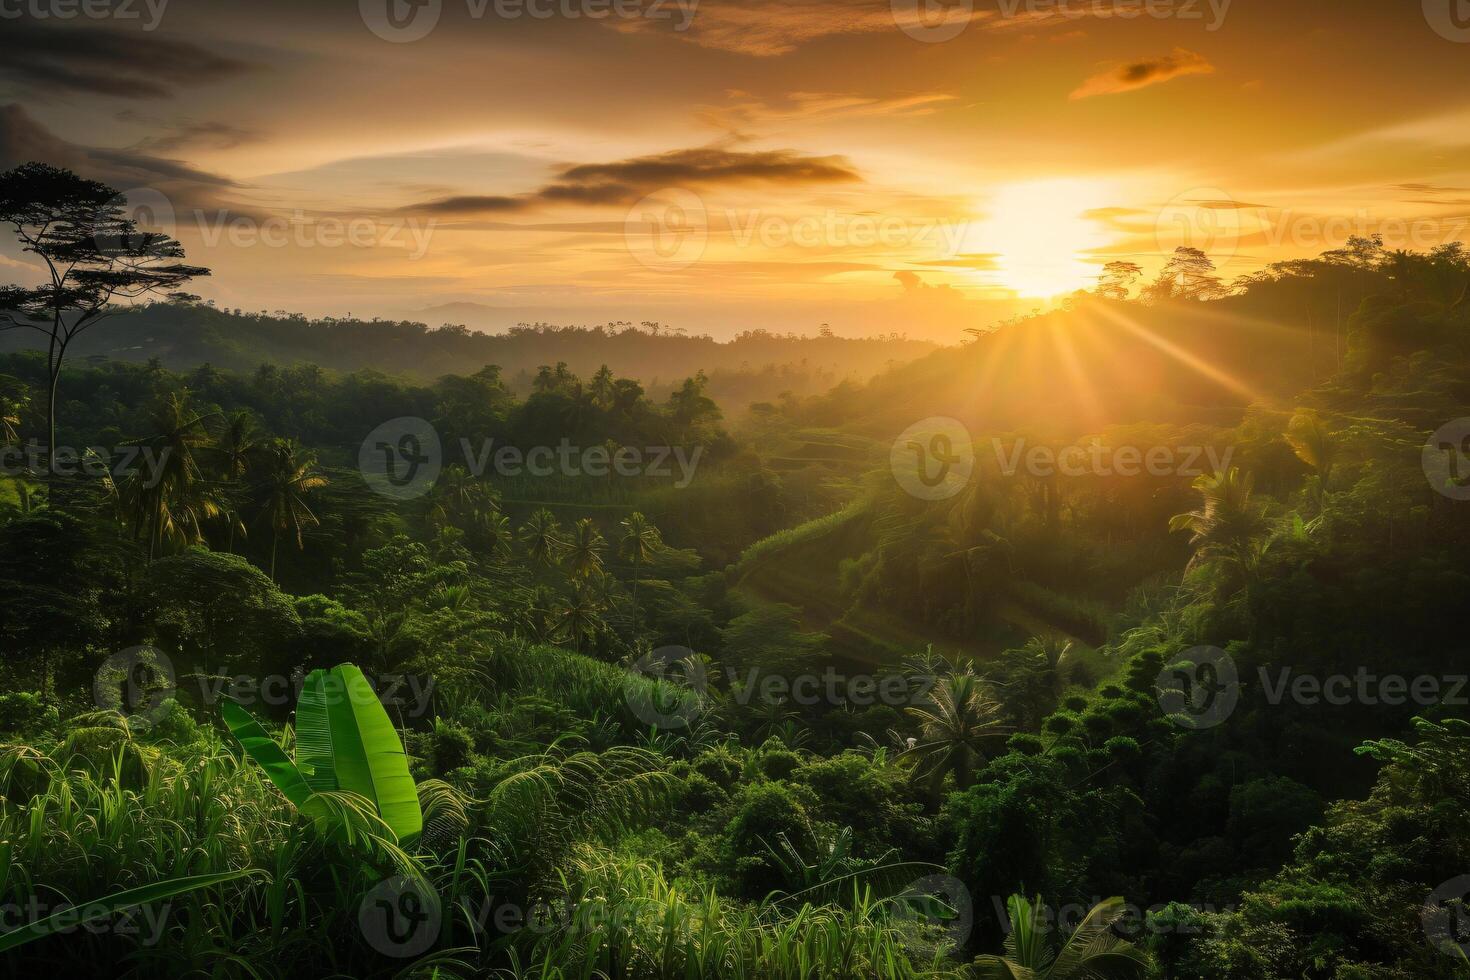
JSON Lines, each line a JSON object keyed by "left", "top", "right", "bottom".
{"left": 795, "top": 258, "right": 1422, "bottom": 442}
{"left": 0, "top": 302, "right": 935, "bottom": 400}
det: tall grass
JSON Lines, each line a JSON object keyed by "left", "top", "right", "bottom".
{"left": 495, "top": 847, "right": 958, "bottom": 980}
{"left": 731, "top": 496, "right": 871, "bottom": 576}
{"left": 478, "top": 640, "right": 701, "bottom": 736}
{"left": 1, "top": 731, "right": 956, "bottom": 978}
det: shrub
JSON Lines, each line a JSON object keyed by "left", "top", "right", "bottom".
{"left": 691, "top": 746, "right": 743, "bottom": 789}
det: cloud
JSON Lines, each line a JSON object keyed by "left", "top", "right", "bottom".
{"left": 117, "top": 114, "right": 263, "bottom": 153}
{"left": 0, "top": 21, "right": 252, "bottom": 100}
{"left": 911, "top": 253, "right": 1002, "bottom": 271}
{"left": 413, "top": 195, "right": 526, "bottom": 216}
{"left": 1188, "top": 199, "right": 1269, "bottom": 210}
{"left": 0, "top": 104, "right": 241, "bottom": 214}
{"left": 611, "top": 0, "right": 992, "bottom": 57}
{"left": 1070, "top": 48, "right": 1215, "bottom": 100}
{"left": 1398, "top": 182, "right": 1470, "bottom": 194}
{"left": 698, "top": 91, "right": 956, "bottom": 137}
{"left": 408, "top": 147, "right": 862, "bottom": 216}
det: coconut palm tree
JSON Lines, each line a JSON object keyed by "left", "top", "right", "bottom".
{"left": 1023, "top": 634, "right": 1076, "bottom": 693}
{"left": 209, "top": 409, "right": 261, "bottom": 552}
{"left": 131, "top": 391, "right": 219, "bottom": 561}
{"left": 561, "top": 517, "right": 606, "bottom": 582}
{"left": 972, "top": 894, "right": 1152, "bottom": 980}
{"left": 556, "top": 582, "right": 605, "bottom": 654}
{"left": 519, "top": 508, "right": 564, "bottom": 566}
{"left": 1285, "top": 409, "right": 1337, "bottom": 508}
{"left": 428, "top": 465, "right": 486, "bottom": 528}
{"left": 902, "top": 670, "right": 1007, "bottom": 799}
{"left": 481, "top": 507, "right": 514, "bottom": 563}
{"left": 1168, "top": 467, "right": 1267, "bottom": 581}
{"left": 520, "top": 586, "right": 560, "bottom": 644}
{"left": 618, "top": 511, "right": 662, "bottom": 637}
{"left": 254, "top": 438, "right": 327, "bottom": 582}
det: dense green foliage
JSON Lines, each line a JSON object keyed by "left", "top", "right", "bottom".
{"left": 3, "top": 212, "right": 1470, "bottom": 977}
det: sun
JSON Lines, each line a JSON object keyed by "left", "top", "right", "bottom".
{"left": 967, "top": 178, "right": 1114, "bottom": 300}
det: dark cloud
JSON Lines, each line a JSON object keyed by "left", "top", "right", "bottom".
{"left": 407, "top": 146, "right": 861, "bottom": 216}
{"left": 414, "top": 195, "right": 526, "bottom": 215}
{"left": 0, "top": 21, "right": 252, "bottom": 99}
{"left": 557, "top": 147, "right": 859, "bottom": 187}
{"left": 1070, "top": 48, "right": 1214, "bottom": 100}
{"left": 118, "top": 116, "right": 263, "bottom": 153}
{"left": 0, "top": 104, "right": 240, "bottom": 212}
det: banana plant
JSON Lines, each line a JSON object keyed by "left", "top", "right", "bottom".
{"left": 223, "top": 663, "right": 423, "bottom": 843}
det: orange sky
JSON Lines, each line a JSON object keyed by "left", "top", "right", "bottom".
{"left": 4, "top": 0, "right": 1470, "bottom": 340}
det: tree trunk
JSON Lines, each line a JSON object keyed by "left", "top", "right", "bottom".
{"left": 630, "top": 554, "right": 641, "bottom": 638}
{"left": 46, "top": 366, "right": 59, "bottom": 477}
{"left": 270, "top": 529, "right": 280, "bottom": 583}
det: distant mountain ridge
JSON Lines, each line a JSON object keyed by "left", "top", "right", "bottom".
{"left": 0, "top": 302, "right": 937, "bottom": 399}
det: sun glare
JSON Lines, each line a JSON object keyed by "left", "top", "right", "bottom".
{"left": 970, "top": 178, "right": 1113, "bottom": 300}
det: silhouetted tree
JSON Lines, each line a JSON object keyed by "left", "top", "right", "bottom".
{"left": 0, "top": 163, "right": 209, "bottom": 472}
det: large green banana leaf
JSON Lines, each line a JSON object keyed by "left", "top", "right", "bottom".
{"left": 323, "top": 665, "right": 422, "bottom": 841}
{"left": 221, "top": 698, "right": 313, "bottom": 808}
{"left": 293, "top": 668, "right": 338, "bottom": 792}
{"left": 223, "top": 665, "right": 422, "bottom": 842}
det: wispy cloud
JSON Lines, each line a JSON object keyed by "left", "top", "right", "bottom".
{"left": 0, "top": 22, "right": 251, "bottom": 99}
{"left": 406, "top": 147, "right": 862, "bottom": 215}
{"left": 1070, "top": 48, "right": 1214, "bottom": 100}
{"left": 0, "top": 104, "right": 242, "bottom": 214}
{"left": 699, "top": 91, "right": 957, "bottom": 137}
{"left": 611, "top": 0, "right": 992, "bottom": 57}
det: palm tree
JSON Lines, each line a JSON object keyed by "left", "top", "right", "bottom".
{"left": 521, "top": 586, "right": 560, "bottom": 644}
{"left": 481, "top": 508, "right": 514, "bottom": 562}
{"left": 1023, "top": 635, "right": 1075, "bottom": 693}
{"left": 618, "top": 511, "right": 662, "bottom": 637}
{"left": 556, "top": 582, "right": 605, "bottom": 654}
{"left": 1285, "top": 409, "right": 1337, "bottom": 508}
{"left": 519, "top": 508, "right": 564, "bottom": 566}
{"left": 902, "top": 670, "right": 1006, "bottom": 799}
{"left": 429, "top": 465, "right": 484, "bottom": 527}
{"left": 972, "top": 894, "right": 1152, "bottom": 980}
{"left": 209, "top": 409, "right": 261, "bottom": 552}
{"left": 1168, "top": 467, "right": 1267, "bottom": 581}
{"left": 132, "top": 391, "right": 219, "bottom": 561}
{"left": 254, "top": 438, "right": 327, "bottom": 582}
{"left": 561, "top": 517, "right": 606, "bottom": 581}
